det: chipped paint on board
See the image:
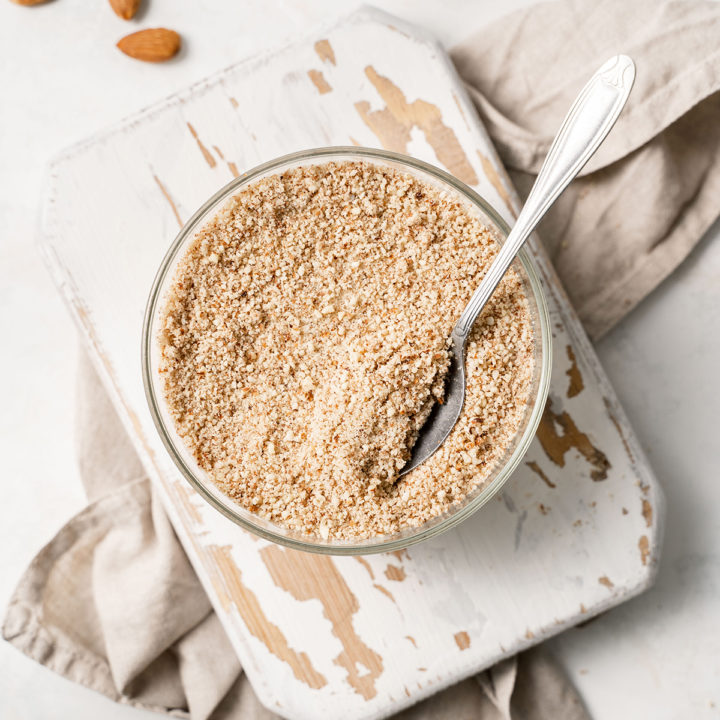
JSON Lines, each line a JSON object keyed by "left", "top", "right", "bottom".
{"left": 260, "top": 545, "right": 384, "bottom": 700}
{"left": 642, "top": 499, "right": 653, "bottom": 528}
{"left": 355, "top": 66, "right": 478, "bottom": 185}
{"left": 453, "top": 631, "right": 471, "bottom": 650}
{"left": 385, "top": 564, "right": 406, "bottom": 582}
{"left": 213, "top": 145, "right": 240, "bottom": 178}
{"left": 373, "top": 584, "right": 396, "bottom": 603}
{"left": 206, "top": 545, "right": 328, "bottom": 690}
{"left": 565, "top": 345, "right": 584, "bottom": 397}
{"left": 173, "top": 481, "right": 203, "bottom": 525}
{"left": 603, "top": 396, "right": 635, "bottom": 462}
{"left": 536, "top": 399, "right": 610, "bottom": 481}
{"left": 390, "top": 549, "right": 410, "bottom": 562}
{"left": 153, "top": 174, "right": 183, "bottom": 227}
{"left": 526, "top": 460, "right": 556, "bottom": 488}
{"left": 186, "top": 122, "right": 217, "bottom": 169}
{"left": 476, "top": 149, "right": 517, "bottom": 217}
{"left": 308, "top": 69, "right": 332, "bottom": 94}
{"left": 355, "top": 556, "right": 375, "bottom": 579}
{"left": 453, "top": 93, "right": 471, "bottom": 132}
{"left": 314, "top": 39, "right": 336, "bottom": 65}
{"left": 227, "top": 161, "right": 240, "bottom": 178}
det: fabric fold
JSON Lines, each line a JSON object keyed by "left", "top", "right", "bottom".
{"left": 452, "top": 0, "right": 720, "bottom": 175}
{"left": 452, "top": 0, "right": 720, "bottom": 337}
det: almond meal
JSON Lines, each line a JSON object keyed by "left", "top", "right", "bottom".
{"left": 158, "top": 160, "right": 533, "bottom": 540}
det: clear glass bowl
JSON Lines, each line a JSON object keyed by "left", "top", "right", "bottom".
{"left": 142, "top": 147, "right": 552, "bottom": 555}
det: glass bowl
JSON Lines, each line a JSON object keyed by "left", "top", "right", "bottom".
{"left": 142, "top": 147, "right": 552, "bottom": 555}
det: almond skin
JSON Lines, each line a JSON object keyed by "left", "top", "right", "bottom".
{"left": 117, "top": 28, "right": 181, "bottom": 63}
{"left": 9, "top": 0, "right": 53, "bottom": 5}
{"left": 109, "top": 0, "right": 140, "bottom": 20}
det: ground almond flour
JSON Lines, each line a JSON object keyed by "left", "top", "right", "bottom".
{"left": 159, "top": 160, "right": 533, "bottom": 540}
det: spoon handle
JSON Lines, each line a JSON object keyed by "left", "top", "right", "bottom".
{"left": 455, "top": 55, "right": 636, "bottom": 339}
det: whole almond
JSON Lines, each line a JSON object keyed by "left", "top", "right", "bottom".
{"left": 9, "top": 0, "right": 53, "bottom": 5}
{"left": 109, "top": 0, "right": 140, "bottom": 20}
{"left": 117, "top": 28, "right": 181, "bottom": 63}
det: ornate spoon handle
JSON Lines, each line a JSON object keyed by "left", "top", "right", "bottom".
{"left": 455, "top": 55, "right": 636, "bottom": 339}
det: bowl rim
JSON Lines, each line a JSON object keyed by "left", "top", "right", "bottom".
{"left": 142, "top": 146, "right": 552, "bottom": 555}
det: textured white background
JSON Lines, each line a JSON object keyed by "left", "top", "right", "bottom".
{"left": 1, "top": 1, "right": 718, "bottom": 718}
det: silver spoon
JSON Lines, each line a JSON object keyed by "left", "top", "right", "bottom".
{"left": 400, "top": 55, "right": 636, "bottom": 476}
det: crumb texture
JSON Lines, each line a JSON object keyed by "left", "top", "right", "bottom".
{"left": 159, "top": 161, "right": 533, "bottom": 540}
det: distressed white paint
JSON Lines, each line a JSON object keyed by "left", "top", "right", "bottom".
{"left": 38, "top": 8, "right": 663, "bottom": 719}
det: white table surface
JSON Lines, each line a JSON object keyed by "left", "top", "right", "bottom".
{"left": 1, "top": 1, "right": 717, "bottom": 718}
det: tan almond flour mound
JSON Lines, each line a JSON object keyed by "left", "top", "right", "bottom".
{"left": 158, "top": 160, "right": 534, "bottom": 540}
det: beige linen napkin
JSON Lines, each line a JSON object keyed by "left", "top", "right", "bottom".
{"left": 5, "top": 0, "right": 720, "bottom": 717}
{"left": 452, "top": 0, "right": 720, "bottom": 339}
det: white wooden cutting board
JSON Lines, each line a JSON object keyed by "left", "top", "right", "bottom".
{"left": 39, "top": 7, "right": 664, "bottom": 719}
